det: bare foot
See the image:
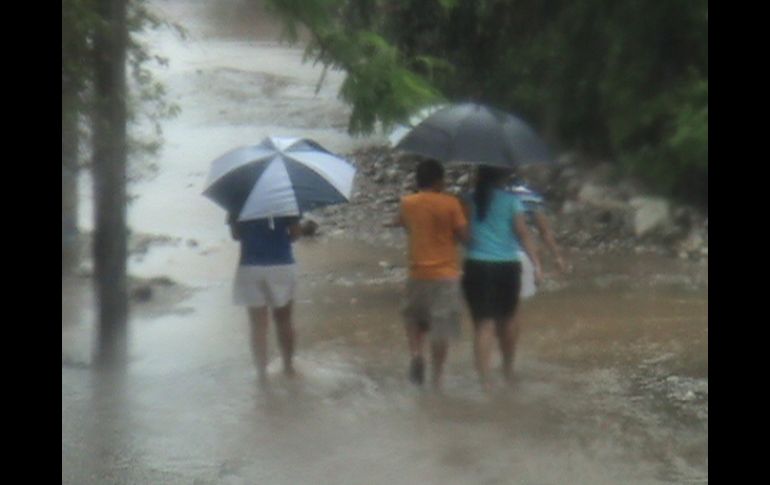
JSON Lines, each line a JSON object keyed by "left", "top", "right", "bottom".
{"left": 409, "top": 356, "right": 426, "bottom": 386}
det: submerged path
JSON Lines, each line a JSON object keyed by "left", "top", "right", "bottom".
{"left": 62, "top": 2, "right": 708, "bottom": 484}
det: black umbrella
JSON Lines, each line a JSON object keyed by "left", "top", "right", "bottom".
{"left": 394, "top": 102, "right": 553, "bottom": 168}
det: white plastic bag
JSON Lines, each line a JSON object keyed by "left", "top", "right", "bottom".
{"left": 518, "top": 250, "right": 537, "bottom": 300}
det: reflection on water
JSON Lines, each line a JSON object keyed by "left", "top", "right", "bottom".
{"left": 63, "top": 1, "right": 707, "bottom": 484}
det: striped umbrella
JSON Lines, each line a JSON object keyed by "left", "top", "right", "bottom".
{"left": 203, "top": 137, "right": 355, "bottom": 222}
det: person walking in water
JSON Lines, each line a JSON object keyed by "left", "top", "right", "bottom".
{"left": 387, "top": 159, "right": 468, "bottom": 390}
{"left": 510, "top": 178, "right": 567, "bottom": 293}
{"left": 461, "top": 166, "right": 542, "bottom": 391}
{"left": 228, "top": 213, "right": 302, "bottom": 384}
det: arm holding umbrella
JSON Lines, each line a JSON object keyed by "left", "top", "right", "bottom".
{"left": 288, "top": 218, "right": 302, "bottom": 242}
{"left": 228, "top": 213, "right": 302, "bottom": 242}
{"left": 227, "top": 212, "right": 241, "bottom": 240}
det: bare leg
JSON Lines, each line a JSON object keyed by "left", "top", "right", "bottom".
{"left": 474, "top": 321, "right": 496, "bottom": 391}
{"left": 272, "top": 302, "right": 295, "bottom": 377}
{"left": 405, "top": 322, "right": 427, "bottom": 385}
{"left": 248, "top": 307, "right": 270, "bottom": 383}
{"left": 406, "top": 322, "right": 427, "bottom": 359}
{"left": 430, "top": 339, "right": 448, "bottom": 391}
{"left": 498, "top": 312, "right": 521, "bottom": 383}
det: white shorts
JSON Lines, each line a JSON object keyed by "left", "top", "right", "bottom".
{"left": 518, "top": 251, "right": 536, "bottom": 300}
{"left": 233, "top": 264, "right": 297, "bottom": 308}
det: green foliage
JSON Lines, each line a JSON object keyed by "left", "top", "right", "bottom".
{"left": 62, "top": 0, "right": 183, "bottom": 164}
{"left": 619, "top": 77, "right": 708, "bottom": 203}
{"left": 265, "top": 0, "right": 707, "bottom": 206}
{"left": 125, "top": 0, "right": 184, "bottom": 158}
{"left": 266, "top": 0, "right": 446, "bottom": 134}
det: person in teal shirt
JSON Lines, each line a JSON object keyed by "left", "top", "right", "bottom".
{"left": 461, "top": 166, "right": 542, "bottom": 391}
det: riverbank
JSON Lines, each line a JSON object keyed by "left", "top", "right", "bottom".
{"left": 298, "top": 144, "right": 708, "bottom": 290}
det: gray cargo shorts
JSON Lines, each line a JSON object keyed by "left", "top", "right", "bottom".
{"left": 402, "top": 278, "right": 462, "bottom": 341}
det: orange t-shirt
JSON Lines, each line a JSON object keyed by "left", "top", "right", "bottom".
{"left": 400, "top": 191, "right": 468, "bottom": 280}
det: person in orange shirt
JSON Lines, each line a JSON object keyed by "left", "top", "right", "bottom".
{"left": 387, "top": 159, "right": 468, "bottom": 389}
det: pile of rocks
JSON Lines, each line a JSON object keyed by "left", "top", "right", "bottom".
{"left": 307, "top": 145, "right": 708, "bottom": 262}
{"left": 519, "top": 154, "right": 708, "bottom": 261}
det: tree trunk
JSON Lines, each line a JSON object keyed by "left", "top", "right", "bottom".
{"left": 92, "top": 0, "right": 129, "bottom": 368}
{"left": 62, "top": 87, "right": 80, "bottom": 274}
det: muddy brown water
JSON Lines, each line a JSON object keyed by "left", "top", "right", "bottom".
{"left": 62, "top": 2, "right": 707, "bottom": 484}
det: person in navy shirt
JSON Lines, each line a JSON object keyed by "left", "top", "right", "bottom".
{"left": 228, "top": 214, "right": 302, "bottom": 384}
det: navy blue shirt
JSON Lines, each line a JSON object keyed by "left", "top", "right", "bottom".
{"left": 232, "top": 217, "right": 298, "bottom": 266}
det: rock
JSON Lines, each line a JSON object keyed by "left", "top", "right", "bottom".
{"left": 385, "top": 167, "right": 400, "bottom": 182}
{"left": 149, "top": 276, "right": 176, "bottom": 286}
{"left": 576, "top": 182, "right": 626, "bottom": 211}
{"left": 630, "top": 196, "right": 672, "bottom": 238}
{"left": 560, "top": 200, "right": 580, "bottom": 215}
{"left": 597, "top": 210, "right": 615, "bottom": 225}
{"left": 301, "top": 219, "right": 319, "bottom": 236}
{"left": 557, "top": 151, "right": 578, "bottom": 166}
{"left": 576, "top": 183, "right": 607, "bottom": 206}
{"left": 587, "top": 162, "right": 615, "bottom": 184}
{"left": 678, "top": 230, "right": 704, "bottom": 253}
{"left": 131, "top": 285, "right": 153, "bottom": 302}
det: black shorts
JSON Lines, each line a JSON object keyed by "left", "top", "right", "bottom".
{"left": 461, "top": 260, "right": 522, "bottom": 323}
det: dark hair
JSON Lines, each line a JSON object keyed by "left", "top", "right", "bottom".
{"left": 415, "top": 159, "right": 444, "bottom": 189}
{"left": 473, "top": 166, "right": 511, "bottom": 221}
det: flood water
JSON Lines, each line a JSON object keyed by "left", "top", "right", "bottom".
{"left": 62, "top": 1, "right": 708, "bottom": 484}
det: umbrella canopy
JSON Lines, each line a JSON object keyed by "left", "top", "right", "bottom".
{"left": 394, "top": 102, "right": 552, "bottom": 168}
{"left": 387, "top": 103, "right": 447, "bottom": 146}
{"left": 203, "top": 136, "right": 355, "bottom": 222}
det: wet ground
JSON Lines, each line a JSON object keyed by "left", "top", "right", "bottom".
{"left": 62, "top": 1, "right": 708, "bottom": 484}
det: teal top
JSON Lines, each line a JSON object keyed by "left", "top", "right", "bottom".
{"left": 465, "top": 189, "right": 524, "bottom": 262}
